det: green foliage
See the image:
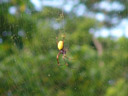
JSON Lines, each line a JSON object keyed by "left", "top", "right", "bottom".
{"left": 0, "top": 0, "right": 128, "bottom": 96}
{"left": 105, "top": 79, "right": 128, "bottom": 96}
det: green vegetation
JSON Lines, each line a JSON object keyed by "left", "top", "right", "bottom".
{"left": 0, "top": 0, "right": 128, "bottom": 96}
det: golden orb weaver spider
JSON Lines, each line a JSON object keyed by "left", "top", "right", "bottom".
{"left": 56, "top": 35, "right": 69, "bottom": 66}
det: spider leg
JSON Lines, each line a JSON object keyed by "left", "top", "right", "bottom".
{"left": 63, "top": 54, "right": 68, "bottom": 66}
{"left": 64, "top": 55, "right": 72, "bottom": 60}
{"left": 64, "top": 48, "right": 75, "bottom": 60}
{"left": 57, "top": 51, "right": 61, "bottom": 66}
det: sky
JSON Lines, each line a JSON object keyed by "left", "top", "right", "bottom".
{"left": 30, "top": 0, "right": 128, "bottom": 38}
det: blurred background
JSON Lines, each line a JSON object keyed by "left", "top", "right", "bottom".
{"left": 0, "top": 0, "right": 128, "bottom": 96}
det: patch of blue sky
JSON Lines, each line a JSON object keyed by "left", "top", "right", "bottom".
{"left": 75, "top": 4, "right": 86, "bottom": 16}
{"left": 95, "top": 13, "right": 105, "bottom": 22}
{"left": 31, "top": 0, "right": 42, "bottom": 10}
{"left": 9, "top": 6, "right": 17, "bottom": 14}
{"left": 31, "top": 0, "right": 78, "bottom": 11}
{"left": 98, "top": 1, "right": 124, "bottom": 11}
{"left": 96, "top": 19, "right": 128, "bottom": 38}
{"left": 42, "top": 0, "right": 64, "bottom": 7}
{"left": 31, "top": 0, "right": 128, "bottom": 38}
{"left": 110, "top": 19, "right": 128, "bottom": 37}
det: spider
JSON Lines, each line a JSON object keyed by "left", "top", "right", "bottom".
{"left": 56, "top": 35, "right": 69, "bottom": 66}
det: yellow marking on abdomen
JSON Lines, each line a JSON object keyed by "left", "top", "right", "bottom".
{"left": 58, "top": 41, "right": 64, "bottom": 50}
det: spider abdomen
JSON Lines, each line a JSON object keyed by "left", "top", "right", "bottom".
{"left": 58, "top": 41, "right": 64, "bottom": 50}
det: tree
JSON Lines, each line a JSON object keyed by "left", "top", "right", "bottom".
{"left": 0, "top": 0, "right": 128, "bottom": 96}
